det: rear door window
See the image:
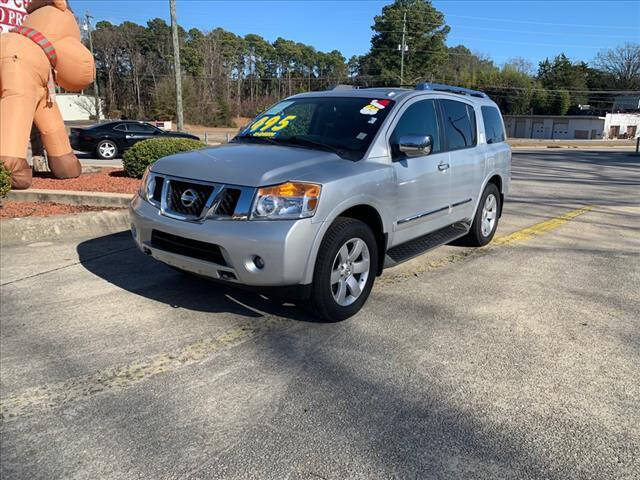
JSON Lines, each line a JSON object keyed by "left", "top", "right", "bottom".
{"left": 440, "top": 99, "right": 477, "bottom": 150}
{"left": 481, "top": 106, "right": 506, "bottom": 144}
{"left": 114, "top": 124, "right": 127, "bottom": 132}
{"left": 389, "top": 99, "right": 441, "bottom": 159}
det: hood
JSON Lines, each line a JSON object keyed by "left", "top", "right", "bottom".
{"left": 163, "top": 131, "right": 197, "bottom": 138}
{"left": 151, "top": 143, "right": 348, "bottom": 187}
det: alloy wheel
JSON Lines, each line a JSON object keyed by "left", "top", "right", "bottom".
{"left": 99, "top": 142, "right": 116, "bottom": 159}
{"left": 481, "top": 193, "right": 497, "bottom": 237}
{"left": 330, "top": 237, "right": 370, "bottom": 307}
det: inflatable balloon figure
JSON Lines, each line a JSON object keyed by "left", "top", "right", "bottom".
{"left": 0, "top": 0, "right": 95, "bottom": 189}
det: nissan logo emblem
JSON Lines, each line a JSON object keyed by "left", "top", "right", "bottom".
{"left": 180, "top": 189, "right": 198, "bottom": 208}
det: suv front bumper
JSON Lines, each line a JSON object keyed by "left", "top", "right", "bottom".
{"left": 130, "top": 194, "right": 322, "bottom": 287}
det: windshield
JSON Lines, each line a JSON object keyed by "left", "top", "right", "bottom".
{"left": 233, "top": 96, "right": 396, "bottom": 160}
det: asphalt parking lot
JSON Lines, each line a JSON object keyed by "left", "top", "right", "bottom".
{"left": 1, "top": 150, "right": 639, "bottom": 479}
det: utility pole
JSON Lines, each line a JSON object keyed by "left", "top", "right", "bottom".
{"left": 170, "top": 0, "right": 184, "bottom": 131}
{"left": 399, "top": 11, "right": 408, "bottom": 86}
{"left": 85, "top": 12, "right": 100, "bottom": 120}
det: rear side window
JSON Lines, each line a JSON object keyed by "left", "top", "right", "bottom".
{"left": 481, "top": 106, "right": 506, "bottom": 144}
{"left": 440, "top": 99, "right": 476, "bottom": 150}
{"left": 390, "top": 99, "right": 441, "bottom": 158}
{"left": 114, "top": 124, "right": 127, "bottom": 132}
{"left": 128, "top": 123, "right": 157, "bottom": 133}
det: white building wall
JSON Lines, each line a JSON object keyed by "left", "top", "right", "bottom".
{"left": 504, "top": 116, "right": 604, "bottom": 140}
{"left": 55, "top": 94, "right": 103, "bottom": 122}
{"left": 604, "top": 113, "right": 640, "bottom": 139}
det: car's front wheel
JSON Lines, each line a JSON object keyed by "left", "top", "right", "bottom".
{"left": 310, "top": 217, "right": 378, "bottom": 322}
{"left": 96, "top": 139, "right": 118, "bottom": 160}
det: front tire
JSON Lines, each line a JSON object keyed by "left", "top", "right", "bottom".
{"left": 310, "top": 217, "right": 378, "bottom": 322}
{"left": 96, "top": 139, "right": 118, "bottom": 160}
{"left": 459, "top": 183, "right": 501, "bottom": 247}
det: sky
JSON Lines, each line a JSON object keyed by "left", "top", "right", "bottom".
{"left": 71, "top": 0, "right": 640, "bottom": 69}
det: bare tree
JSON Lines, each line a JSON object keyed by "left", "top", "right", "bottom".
{"left": 594, "top": 43, "right": 640, "bottom": 89}
{"left": 503, "top": 57, "right": 534, "bottom": 76}
{"left": 74, "top": 95, "right": 101, "bottom": 119}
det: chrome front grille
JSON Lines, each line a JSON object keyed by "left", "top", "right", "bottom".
{"left": 148, "top": 173, "right": 254, "bottom": 222}
{"left": 167, "top": 180, "right": 214, "bottom": 217}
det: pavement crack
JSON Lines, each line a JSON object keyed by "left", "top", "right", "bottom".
{"left": 0, "top": 246, "right": 136, "bottom": 287}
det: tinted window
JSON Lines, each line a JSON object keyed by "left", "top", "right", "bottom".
{"left": 441, "top": 99, "right": 476, "bottom": 150}
{"left": 113, "top": 124, "right": 127, "bottom": 132}
{"left": 236, "top": 97, "right": 396, "bottom": 161}
{"left": 128, "top": 123, "right": 156, "bottom": 134}
{"left": 390, "top": 99, "right": 441, "bottom": 158}
{"left": 481, "top": 106, "right": 505, "bottom": 144}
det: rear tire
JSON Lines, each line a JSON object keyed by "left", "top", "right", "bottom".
{"left": 310, "top": 217, "right": 378, "bottom": 322}
{"left": 458, "top": 183, "right": 501, "bottom": 247}
{"left": 96, "top": 139, "right": 118, "bottom": 160}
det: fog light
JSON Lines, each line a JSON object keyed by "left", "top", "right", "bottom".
{"left": 253, "top": 256, "right": 265, "bottom": 269}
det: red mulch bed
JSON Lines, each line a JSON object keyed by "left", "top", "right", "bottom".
{"left": 0, "top": 201, "right": 124, "bottom": 219}
{"left": 31, "top": 168, "right": 140, "bottom": 194}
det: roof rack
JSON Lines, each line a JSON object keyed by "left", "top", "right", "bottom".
{"left": 415, "top": 82, "right": 486, "bottom": 98}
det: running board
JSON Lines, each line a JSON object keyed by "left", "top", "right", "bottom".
{"left": 384, "top": 222, "right": 470, "bottom": 268}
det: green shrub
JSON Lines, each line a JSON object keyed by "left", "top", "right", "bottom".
{"left": 123, "top": 137, "right": 206, "bottom": 179}
{"left": 0, "top": 163, "right": 11, "bottom": 198}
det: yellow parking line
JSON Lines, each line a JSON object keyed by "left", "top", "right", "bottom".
{"left": 493, "top": 205, "right": 595, "bottom": 246}
{"left": 1, "top": 205, "right": 596, "bottom": 419}
{"left": 379, "top": 204, "right": 595, "bottom": 285}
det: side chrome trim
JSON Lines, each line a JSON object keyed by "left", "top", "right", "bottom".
{"left": 451, "top": 198, "right": 472, "bottom": 208}
{"left": 397, "top": 205, "right": 449, "bottom": 225}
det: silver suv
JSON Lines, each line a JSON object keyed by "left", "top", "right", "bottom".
{"left": 130, "top": 83, "right": 511, "bottom": 321}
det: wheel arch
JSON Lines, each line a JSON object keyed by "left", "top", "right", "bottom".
{"left": 336, "top": 204, "right": 387, "bottom": 276}
{"left": 477, "top": 171, "right": 505, "bottom": 218}
{"left": 303, "top": 201, "right": 389, "bottom": 284}
{"left": 97, "top": 136, "right": 121, "bottom": 149}
{"left": 486, "top": 173, "right": 504, "bottom": 217}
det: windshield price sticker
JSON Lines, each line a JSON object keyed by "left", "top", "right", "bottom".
{"left": 244, "top": 115, "right": 297, "bottom": 138}
{"left": 360, "top": 99, "right": 391, "bottom": 115}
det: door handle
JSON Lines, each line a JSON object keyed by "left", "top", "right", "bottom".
{"left": 438, "top": 162, "right": 450, "bottom": 171}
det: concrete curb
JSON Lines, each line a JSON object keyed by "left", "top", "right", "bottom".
{"left": 0, "top": 209, "right": 130, "bottom": 246}
{"left": 7, "top": 189, "right": 133, "bottom": 208}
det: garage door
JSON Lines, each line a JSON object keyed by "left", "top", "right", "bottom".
{"left": 532, "top": 122, "right": 544, "bottom": 139}
{"left": 552, "top": 123, "right": 569, "bottom": 139}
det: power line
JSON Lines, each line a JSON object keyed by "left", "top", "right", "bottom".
{"left": 444, "top": 13, "right": 640, "bottom": 30}
{"left": 97, "top": 72, "right": 638, "bottom": 94}
{"left": 378, "top": 25, "right": 634, "bottom": 39}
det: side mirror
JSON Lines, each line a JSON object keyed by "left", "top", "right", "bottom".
{"left": 398, "top": 135, "right": 433, "bottom": 157}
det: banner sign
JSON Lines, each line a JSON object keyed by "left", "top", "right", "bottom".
{"left": 0, "top": 0, "right": 30, "bottom": 33}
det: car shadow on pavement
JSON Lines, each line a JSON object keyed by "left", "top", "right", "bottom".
{"left": 76, "top": 231, "right": 316, "bottom": 322}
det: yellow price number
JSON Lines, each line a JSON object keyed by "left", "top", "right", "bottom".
{"left": 249, "top": 115, "right": 296, "bottom": 134}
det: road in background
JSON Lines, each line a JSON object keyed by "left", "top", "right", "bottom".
{"left": 2, "top": 150, "right": 639, "bottom": 479}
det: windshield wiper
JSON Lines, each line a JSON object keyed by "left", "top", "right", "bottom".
{"left": 232, "top": 134, "right": 280, "bottom": 146}
{"left": 279, "top": 136, "right": 349, "bottom": 159}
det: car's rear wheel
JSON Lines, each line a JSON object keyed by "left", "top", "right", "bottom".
{"left": 96, "top": 140, "right": 118, "bottom": 160}
{"left": 459, "top": 183, "right": 501, "bottom": 247}
{"left": 310, "top": 217, "right": 378, "bottom": 322}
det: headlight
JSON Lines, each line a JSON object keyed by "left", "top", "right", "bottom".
{"left": 139, "top": 166, "right": 156, "bottom": 203}
{"left": 251, "top": 182, "right": 321, "bottom": 220}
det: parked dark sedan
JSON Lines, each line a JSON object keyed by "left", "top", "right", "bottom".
{"left": 70, "top": 121, "right": 200, "bottom": 159}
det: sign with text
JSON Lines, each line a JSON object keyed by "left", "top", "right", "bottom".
{"left": 0, "top": 0, "right": 29, "bottom": 33}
